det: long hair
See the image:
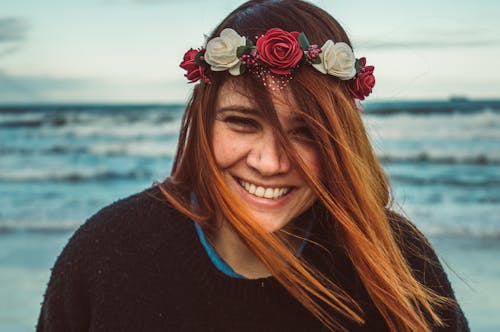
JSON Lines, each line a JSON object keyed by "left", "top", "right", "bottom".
{"left": 160, "top": 1, "right": 453, "bottom": 331}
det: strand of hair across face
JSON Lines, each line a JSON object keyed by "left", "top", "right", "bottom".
{"left": 287, "top": 73, "right": 455, "bottom": 332}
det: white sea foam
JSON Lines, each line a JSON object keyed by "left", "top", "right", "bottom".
{"left": 38, "top": 119, "right": 182, "bottom": 138}
{"left": 364, "top": 110, "right": 500, "bottom": 140}
{"left": 414, "top": 225, "right": 500, "bottom": 238}
{"left": 0, "top": 220, "right": 80, "bottom": 234}
{"left": 363, "top": 110, "right": 500, "bottom": 164}
{"left": 88, "top": 140, "right": 178, "bottom": 157}
{"left": 392, "top": 203, "right": 500, "bottom": 237}
{"left": 0, "top": 112, "right": 45, "bottom": 124}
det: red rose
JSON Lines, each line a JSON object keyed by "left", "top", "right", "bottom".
{"left": 180, "top": 48, "right": 208, "bottom": 83}
{"left": 256, "top": 28, "right": 303, "bottom": 75}
{"left": 347, "top": 57, "right": 375, "bottom": 100}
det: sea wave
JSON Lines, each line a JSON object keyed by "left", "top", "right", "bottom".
{"left": 0, "top": 104, "right": 184, "bottom": 113}
{"left": 0, "top": 106, "right": 183, "bottom": 132}
{"left": 364, "top": 109, "right": 500, "bottom": 140}
{"left": 0, "top": 168, "right": 154, "bottom": 182}
{"left": 87, "top": 141, "right": 177, "bottom": 157}
{"left": 417, "top": 225, "right": 500, "bottom": 238}
{"left": 364, "top": 100, "right": 500, "bottom": 115}
{"left": 0, "top": 221, "right": 79, "bottom": 234}
{"left": 38, "top": 120, "right": 182, "bottom": 138}
{"left": 391, "top": 174, "right": 500, "bottom": 187}
{"left": 378, "top": 151, "right": 500, "bottom": 165}
{"left": 0, "top": 141, "right": 178, "bottom": 157}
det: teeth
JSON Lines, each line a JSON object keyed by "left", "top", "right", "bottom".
{"left": 239, "top": 179, "right": 290, "bottom": 199}
{"left": 249, "top": 183, "right": 256, "bottom": 194}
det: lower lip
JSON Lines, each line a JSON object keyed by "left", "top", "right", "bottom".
{"left": 233, "top": 177, "right": 294, "bottom": 208}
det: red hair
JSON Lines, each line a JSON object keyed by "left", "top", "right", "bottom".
{"left": 160, "top": 1, "right": 455, "bottom": 331}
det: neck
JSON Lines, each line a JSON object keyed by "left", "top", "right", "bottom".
{"left": 211, "top": 221, "right": 271, "bottom": 279}
{"left": 209, "top": 218, "right": 305, "bottom": 279}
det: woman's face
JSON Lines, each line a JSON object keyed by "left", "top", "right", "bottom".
{"left": 212, "top": 81, "right": 320, "bottom": 232}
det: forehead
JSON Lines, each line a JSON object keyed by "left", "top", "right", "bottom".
{"left": 215, "top": 79, "right": 302, "bottom": 121}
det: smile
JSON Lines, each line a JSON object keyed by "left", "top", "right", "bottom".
{"left": 238, "top": 179, "right": 291, "bottom": 199}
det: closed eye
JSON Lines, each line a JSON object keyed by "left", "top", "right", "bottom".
{"left": 289, "top": 126, "right": 315, "bottom": 142}
{"left": 223, "top": 115, "right": 260, "bottom": 132}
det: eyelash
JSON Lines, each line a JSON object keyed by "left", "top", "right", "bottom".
{"left": 222, "top": 115, "right": 315, "bottom": 142}
{"left": 289, "top": 126, "right": 315, "bottom": 142}
{"left": 223, "top": 116, "right": 260, "bottom": 131}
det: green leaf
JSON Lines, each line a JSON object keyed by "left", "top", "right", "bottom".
{"left": 239, "top": 65, "right": 246, "bottom": 75}
{"left": 355, "top": 58, "right": 364, "bottom": 74}
{"left": 311, "top": 57, "right": 321, "bottom": 65}
{"left": 194, "top": 51, "right": 203, "bottom": 66}
{"left": 246, "top": 39, "right": 254, "bottom": 48}
{"left": 298, "top": 32, "right": 311, "bottom": 51}
{"left": 237, "top": 45, "right": 247, "bottom": 58}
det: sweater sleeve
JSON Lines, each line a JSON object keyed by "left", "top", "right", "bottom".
{"left": 387, "top": 211, "right": 470, "bottom": 332}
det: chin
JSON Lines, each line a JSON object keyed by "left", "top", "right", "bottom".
{"left": 255, "top": 217, "right": 288, "bottom": 233}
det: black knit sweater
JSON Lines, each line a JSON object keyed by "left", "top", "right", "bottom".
{"left": 37, "top": 186, "right": 469, "bottom": 331}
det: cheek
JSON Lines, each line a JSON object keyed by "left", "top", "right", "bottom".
{"left": 310, "top": 159, "right": 321, "bottom": 180}
{"left": 211, "top": 128, "right": 229, "bottom": 168}
{"left": 211, "top": 123, "right": 248, "bottom": 169}
{"left": 295, "top": 144, "right": 321, "bottom": 180}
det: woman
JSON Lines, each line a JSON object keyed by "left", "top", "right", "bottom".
{"left": 37, "top": 1, "right": 469, "bottom": 331}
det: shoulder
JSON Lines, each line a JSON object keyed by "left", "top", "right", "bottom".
{"left": 83, "top": 184, "right": 182, "bottom": 233}
{"left": 54, "top": 185, "right": 194, "bottom": 278}
{"left": 386, "top": 210, "right": 470, "bottom": 331}
{"left": 38, "top": 186, "right": 196, "bottom": 330}
{"left": 43, "top": 185, "right": 194, "bottom": 298}
{"left": 385, "top": 210, "right": 459, "bottom": 303}
{"left": 386, "top": 210, "right": 444, "bottom": 281}
{"left": 386, "top": 210, "right": 442, "bottom": 275}
{"left": 77, "top": 185, "right": 190, "bottom": 246}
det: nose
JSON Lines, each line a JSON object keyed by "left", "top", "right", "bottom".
{"left": 246, "top": 131, "right": 291, "bottom": 176}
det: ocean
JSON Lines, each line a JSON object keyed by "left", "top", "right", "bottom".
{"left": 1, "top": 100, "right": 499, "bottom": 331}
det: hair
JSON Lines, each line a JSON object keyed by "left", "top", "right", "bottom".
{"left": 159, "top": 1, "right": 454, "bottom": 331}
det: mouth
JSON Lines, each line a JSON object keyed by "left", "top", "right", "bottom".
{"left": 237, "top": 178, "right": 292, "bottom": 199}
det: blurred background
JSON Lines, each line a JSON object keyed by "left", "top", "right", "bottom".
{"left": 1, "top": 0, "right": 499, "bottom": 331}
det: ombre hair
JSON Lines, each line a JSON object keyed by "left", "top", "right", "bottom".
{"left": 160, "top": 1, "right": 455, "bottom": 331}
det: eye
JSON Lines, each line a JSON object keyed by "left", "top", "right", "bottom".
{"left": 223, "top": 115, "right": 260, "bottom": 132}
{"left": 289, "top": 126, "right": 315, "bottom": 142}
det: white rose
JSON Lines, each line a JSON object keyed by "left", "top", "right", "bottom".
{"left": 312, "top": 40, "right": 356, "bottom": 80}
{"left": 204, "top": 28, "right": 246, "bottom": 76}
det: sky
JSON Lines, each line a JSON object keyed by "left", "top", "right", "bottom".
{"left": 1, "top": 0, "right": 499, "bottom": 104}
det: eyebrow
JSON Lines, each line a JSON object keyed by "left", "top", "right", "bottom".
{"left": 216, "top": 106, "right": 261, "bottom": 116}
{"left": 216, "top": 105, "right": 307, "bottom": 125}
{"left": 289, "top": 114, "right": 306, "bottom": 125}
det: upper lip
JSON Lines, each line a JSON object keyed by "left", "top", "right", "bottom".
{"left": 235, "top": 176, "right": 294, "bottom": 189}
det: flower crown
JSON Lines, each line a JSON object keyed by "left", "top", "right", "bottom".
{"left": 180, "top": 28, "right": 375, "bottom": 100}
